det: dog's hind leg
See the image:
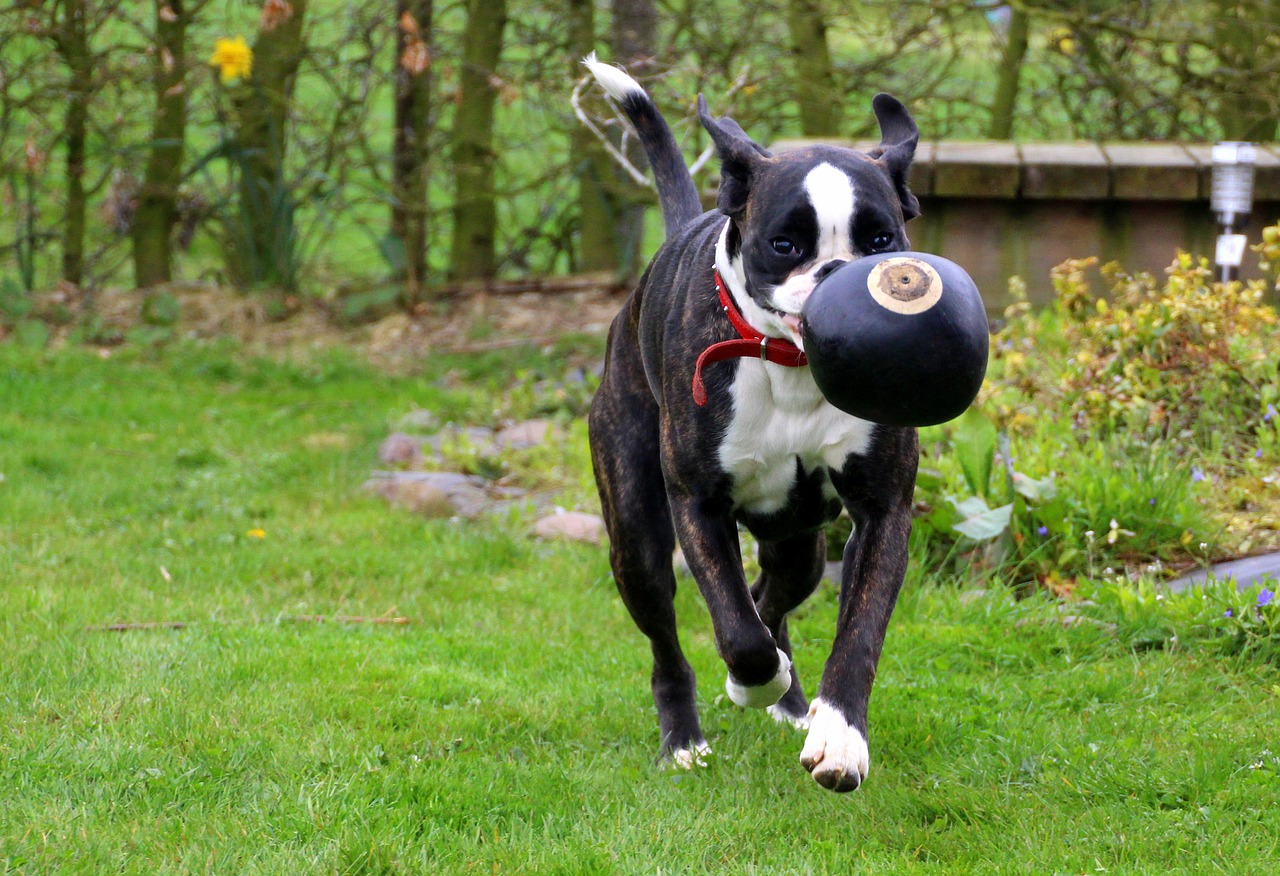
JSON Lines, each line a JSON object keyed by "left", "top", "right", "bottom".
{"left": 589, "top": 346, "right": 706, "bottom": 767}
{"left": 751, "top": 532, "right": 826, "bottom": 729}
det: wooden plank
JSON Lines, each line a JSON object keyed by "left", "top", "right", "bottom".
{"left": 931, "top": 141, "right": 1021, "bottom": 198}
{"left": 1100, "top": 143, "right": 1199, "bottom": 200}
{"left": 1252, "top": 145, "right": 1280, "bottom": 203}
{"left": 1019, "top": 142, "right": 1109, "bottom": 199}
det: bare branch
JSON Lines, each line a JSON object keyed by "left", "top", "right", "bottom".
{"left": 570, "top": 73, "right": 652, "bottom": 188}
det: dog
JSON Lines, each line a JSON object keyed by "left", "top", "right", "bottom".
{"left": 583, "top": 54, "right": 920, "bottom": 793}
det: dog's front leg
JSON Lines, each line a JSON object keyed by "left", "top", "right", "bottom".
{"left": 668, "top": 493, "right": 793, "bottom": 709}
{"left": 801, "top": 481, "right": 914, "bottom": 792}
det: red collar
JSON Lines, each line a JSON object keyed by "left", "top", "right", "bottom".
{"left": 692, "top": 271, "right": 809, "bottom": 406}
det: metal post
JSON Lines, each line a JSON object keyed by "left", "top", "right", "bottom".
{"left": 1211, "top": 142, "right": 1256, "bottom": 284}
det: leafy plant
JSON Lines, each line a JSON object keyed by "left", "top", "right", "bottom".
{"left": 1213, "top": 580, "right": 1280, "bottom": 660}
{"left": 914, "top": 402, "right": 1208, "bottom": 589}
{"left": 991, "top": 243, "right": 1280, "bottom": 452}
{"left": 1079, "top": 576, "right": 1280, "bottom": 662}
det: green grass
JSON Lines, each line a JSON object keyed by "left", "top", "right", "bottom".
{"left": 3, "top": 340, "right": 1280, "bottom": 874}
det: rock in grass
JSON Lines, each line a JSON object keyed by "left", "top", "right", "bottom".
{"left": 423, "top": 426, "right": 498, "bottom": 459}
{"left": 396, "top": 409, "right": 438, "bottom": 433}
{"left": 378, "top": 432, "right": 424, "bottom": 466}
{"left": 364, "top": 471, "right": 490, "bottom": 518}
{"left": 364, "top": 477, "right": 452, "bottom": 517}
{"left": 495, "top": 419, "right": 556, "bottom": 450}
{"left": 533, "top": 511, "right": 605, "bottom": 545}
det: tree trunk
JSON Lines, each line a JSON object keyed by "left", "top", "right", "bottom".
{"left": 786, "top": 0, "right": 842, "bottom": 137}
{"left": 568, "top": 0, "right": 620, "bottom": 274}
{"left": 392, "top": 0, "right": 433, "bottom": 305}
{"left": 133, "top": 0, "right": 190, "bottom": 288}
{"left": 449, "top": 0, "right": 508, "bottom": 280}
{"left": 56, "top": 0, "right": 91, "bottom": 286}
{"left": 610, "top": 0, "right": 656, "bottom": 279}
{"left": 232, "top": 0, "right": 308, "bottom": 289}
{"left": 988, "top": 5, "right": 1029, "bottom": 140}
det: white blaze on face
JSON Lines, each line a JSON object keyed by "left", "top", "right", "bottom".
{"left": 768, "top": 162, "right": 858, "bottom": 327}
{"left": 804, "top": 162, "right": 856, "bottom": 262}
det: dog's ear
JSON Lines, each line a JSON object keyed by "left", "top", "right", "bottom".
{"left": 698, "top": 94, "right": 770, "bottom": 218}
{"left": 868, "top": 93, "right": 920, "bottom": 221}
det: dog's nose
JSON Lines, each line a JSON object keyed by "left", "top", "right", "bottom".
{"left": 814, "top": 260, "right": 846, "bottom": 281}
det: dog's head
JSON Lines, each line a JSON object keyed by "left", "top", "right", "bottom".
{"left": 702, "top": 94, "right": 919, "bottom": 346}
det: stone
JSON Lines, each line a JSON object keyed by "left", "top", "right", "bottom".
{"left": 533, "top": 511, "right": 605, "bottom": 545}
{"left": 378, "top": 432, "right": 424, "bottom": 466}
{"left": 364, "top": 471, "right": 492, "bottom": 519}
{"left": 495, "top": 419, "right": 555, "bottom": 450}
{"left": 424, "top": 426, "right": 497, "bottom": 459}
{"left": 396, "top": 409, "right": 439, "bottom": 432}
{"left": 363, "top": 477, "right": 452, "bottom": 518}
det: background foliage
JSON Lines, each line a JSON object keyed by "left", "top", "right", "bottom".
{"left": 0, "top": 0, "right": 1277, "bottom": 313}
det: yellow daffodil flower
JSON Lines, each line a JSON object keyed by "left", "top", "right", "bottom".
{"left": 210, "top": 36, "right": 252, "bottom": 83}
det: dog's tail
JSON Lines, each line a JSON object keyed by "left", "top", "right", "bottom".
{"left": 582, "top": 52, "right": 702, "bottom": 237}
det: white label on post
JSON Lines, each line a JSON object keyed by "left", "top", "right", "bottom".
{"left": 1216, "top": 234, "right": 1247, "bottom": 267}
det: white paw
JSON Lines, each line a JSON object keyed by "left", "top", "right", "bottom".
{"left": 799, "top": 698, "right": 869, "bottom": 792}
{"left": 725, "top": 648, "right": 792, "bottom": 709}
{"left": 670, "top": 741, "right": 711, "bottom": 770}
{"left": 767, "top": 703, "right": 810, "bottom": 730}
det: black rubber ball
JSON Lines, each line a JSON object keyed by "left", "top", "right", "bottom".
{"left": 799, "top": 251, "right": 989, "bottom": 427}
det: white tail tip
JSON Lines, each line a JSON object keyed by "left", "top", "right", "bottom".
{"left": 582, "top": 51, "right": 646, "bottom": 103}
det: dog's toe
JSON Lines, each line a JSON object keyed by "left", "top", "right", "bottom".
{"left": 767, "top": 703, "right": 810, "bottom": 730}
{"left": 669, "top": 741, "right": 712, "bottom": 770}
{"left": 799, "top": 698, "right": 869, "bottom": 793}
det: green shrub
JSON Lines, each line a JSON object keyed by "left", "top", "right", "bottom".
{"left": 990, "top": 246, "right": 1279, "bottom": 452}
{"left": 911, "top": 226, "right": 1280, "bottom": 589}
{"left": 913, "top": 415, "right": 1207, "bottom": 589}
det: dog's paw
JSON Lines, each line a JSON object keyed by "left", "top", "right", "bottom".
{"left": 669, "top": 740, "right": 712, "bottom": 770}
{"left": 725, "top": 647, "right": 792, "bottom": 709}
{"left": 767, "top": 703, "right": 810, "bottom": 730}
{"left": 799, "top": 698, "right": 869, "bottom": 792}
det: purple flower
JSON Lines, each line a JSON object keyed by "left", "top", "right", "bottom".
{"left": 1037, "top": 526, "right": 1049, "bottom": 536}
{"left": 1191, "top": 467, "right": 1206, "bottom": 482}
{"left": 1148, "top": 498, "right": 1157, "bottom": 506}
{"left": 1257, "top": 450, "right": 1265, "bottom": 459}
{"left": 1224, "top": 609, "right": 1234, "bottom": 618}
{"left": 1266, "top": 404, "right": 1277, "bottom": 423}
{"left": 1259, "top": 588, "right": 1275, "bottom": 608}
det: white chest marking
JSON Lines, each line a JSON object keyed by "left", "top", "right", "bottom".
{"left": 717, "top": 360, "right": 875, "bottom": 515}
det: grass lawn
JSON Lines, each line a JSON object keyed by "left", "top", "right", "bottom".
{"left": 2, "top": 339, "right": 1279, "bottom": 874}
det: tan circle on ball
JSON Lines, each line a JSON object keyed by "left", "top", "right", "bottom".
{"left": 867, "top": 257, "right": 943, "bottom": 315}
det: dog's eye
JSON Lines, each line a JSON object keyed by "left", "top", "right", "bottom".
{"left": 770, "top": 237, "right": 800, "bottom": 257}
{"left": 869, "top": 232, "right": 894, "bottom": 252}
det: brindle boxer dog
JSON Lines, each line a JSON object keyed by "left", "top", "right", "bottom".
{"left": 583, "top": 54, "right": 919, "bottom": 792}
